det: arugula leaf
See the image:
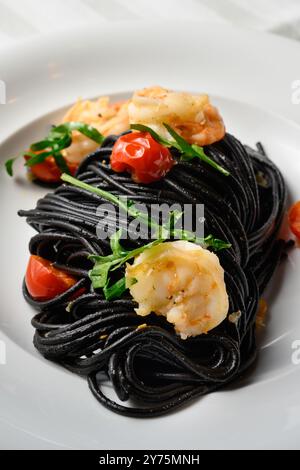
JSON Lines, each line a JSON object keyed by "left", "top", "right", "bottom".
{"left": 5, "top": 157, "right": 18, "bottom": 177}
{"left": 88, "top": 229, "right": 230, "bottom": 297}
{"left": 89, "top": 261, "right": 113, "bottom": 289}
{"left": 62, "top": 173, "right": 135, "bottom": 213}
{"left": 190, "top": 144, "right": 207, "bottom": 160}
{"left": 45, "top": 122, "right": 104, "bottom": 146}
{"left": 62, "top": 173, "right": 159, "bottom": 229}
{"left": 62, "top": 174, "right": 231, "bottom": 253}
{"left": 130, "top": 122, "right": 229, "bottom": 176}
{"left": 88, "top": 236, "right": 163, "bottom": 290}
{"left": 5, "top": 121, "right": 104, "bottom": 177}
{"left": 165, "top": 210, "right": 184, "bottom": 237}
{"left": 63, "top": 173, "right": 230, "bottom": 299}
{"left": 163, "top": 123, "right": 192, "bottom": 154}
{"left": 203, "top": 234, "right": 231, "bottom": 251}
{"left": 53, "top": 152, "right": 71, "bottom": 175}
{"left": 171, "top": 229, "right": 231, "bottom": 250}
{"left": 130, "top": 123, "right": 174, "bottom": 148}
{"left": 190, "top": 144, "right": 229, "bottom": 176}
{"left": 53, "top": 122, "right": 104, "bottom": 144}
{"left": 110, "top": 229, "right": 128, "bottom": 257}
{"left": 163, "top": 123, "right": 229, "bottom": 176}
{"left": 88, "top": 230, "right": 129, "bottom": 290}
{"left": 30, "top": 140, "right": 54, "bottom": 152}
{"left": 24, "top": 150, "right": 54, "bottom": 167}
{"left": 153, "top": 209, "right": 183, "bottom": 239}
{"left": 103, "top": 277, "right": 127, "bottom": 301}
{"left": 84, "top": 199, "right": 230, "bottom": 296}
{"left": 111, "top": 239, "right": 162, "bottom": 271}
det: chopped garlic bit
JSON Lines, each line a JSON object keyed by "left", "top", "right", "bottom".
{"left": 228, "top": 310, "right": 241, "bottom": 324}
{"left": 125, "top": 241, "right": 229, "bottom": 339}
{"left": 136, "top": 323, "right": 148, "bottom": 330}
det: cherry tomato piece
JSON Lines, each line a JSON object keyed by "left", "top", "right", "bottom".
{"left": 288, "top": 201, "right": 300, "bottom": 239}
{"left": 24, "top": 152, "right": 78, "bottom": 183}
{"left": 110, "top": 132, "right": 174, "bottom": 184}
{"left": 25, "top": 255, "right": 78, "bottom": 301}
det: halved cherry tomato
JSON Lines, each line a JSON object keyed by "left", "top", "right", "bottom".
{"left": 25, "top": 255, "right": 79, "bottom": 301}
{"left": 24, "top": 152, "right": 78, "bottom": 183}
{"left": 110, "top": 132, "right": 174, "bottom": 184}
{"left": 288, "top": 201, "right": 300, "bottom": 239}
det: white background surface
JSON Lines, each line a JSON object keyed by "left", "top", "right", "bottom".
{"left": 0, "top": 21, "right": 300, "bottom": 449}
{"left": 0, "top": 0, "right": 300, "bottom": 49}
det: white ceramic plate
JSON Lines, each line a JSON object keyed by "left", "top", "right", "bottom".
{"left": 1, "top": 21, "right": 300, "bottom": 450}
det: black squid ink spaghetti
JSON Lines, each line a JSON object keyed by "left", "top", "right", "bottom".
{"left": 13, "top": 87, "right": 288, "bottom": 417}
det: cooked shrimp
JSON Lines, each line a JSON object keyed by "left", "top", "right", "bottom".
{"left": 61, "top": 97, "right": 129, "bottom": 164}
{"left": 128, "top": 86, "right": 225, "bottom": 146}
{"left": 60, "top": 86, "right": 224, "bottom": 166}
{"left": 126, "top": 240, "right": 229, "bottom": 339}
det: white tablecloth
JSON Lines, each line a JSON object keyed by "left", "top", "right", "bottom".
{"left": 0, "top": 0, "right": 300, "bottom": 50}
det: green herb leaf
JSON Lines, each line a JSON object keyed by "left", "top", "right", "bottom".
{"left": 53, "top": 152, "right": 71, "bottom": 175}
{"left": 5, "top": 157, "right": 18, "bottom": 177}
{"left": 61, "top": 173, "right": 158, "bottom": 229}
{"left": 62, "top": 173, "right": 132, "bottom": 211}
{"left": 24, "top": 151, "right": 54, "bottom": 167}
{"left": 30, "top": 140, "right": 54, "bottom": 151}
{"left": 112, "top": 239, "right": 162, "bottom": 271}
{"left": 103, "top": 277, "right": 127, "bottom": 300}
{"left": 162, "top": 123, "right": 230, "bottom": 176}
{"left": 89, "top": 261, "right": 114, "bottom": 289}
{"left": 130, "top": 123, "right": 173, "bottom": 148}
{"left": 190, "top": 144, "right": 207, "bottom": 159}
{"left": 6, "top": 121, "right": 104, "bottom": 179}
{"left": 203, "top": 234, "right": 231, "bottom": 251}
{"left": 128, "top": 277, "right": 138, "bottom": 287}
{"left": 131, "top": 122, "right": 229, "bottom": 176}
{"left": 162, "top": 123, "right": 192, "bottom": 154}
{"left": 191, "top": 145, "right": 229, "bottom": 176}
{"left": 88, "top": 229, "right": 230, "bottom": 297}
{"left": 165, "top": 210, "right": 184, "bottom": 237}
{"left": 53, "top": 122, "right": 104, "bottom": 145}
{"left": 88, "top": 229, "right": 163, "bottom": 294}
{"left": 63, "top": 174, "right": 231, "bottom": 253}
{"left": 110, "top": 229, "right": 127, "bottom": 257}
